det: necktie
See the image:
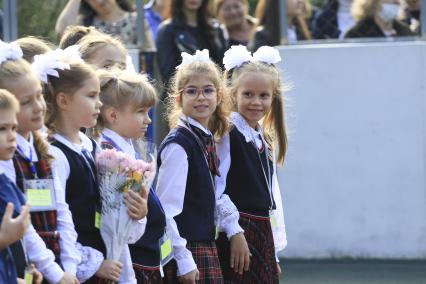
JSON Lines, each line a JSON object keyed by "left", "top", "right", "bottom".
{"left": 188, "top": 125, "right": 220, "bottom": 177}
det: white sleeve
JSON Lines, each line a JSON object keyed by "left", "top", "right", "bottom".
{"left": 75, "top": 242, "right": 103, "bottom": 283}
{"left": 156, "top": 143, "right": 197, "bottom": 276}
{"left": 117, "top": 245, "right": 136, "bottom": 284}
{"left": 49, "top": 146, "right": 81, "bottom": 276}
{"left": 215, "top": 133, "right": 243, "bottom": 239}
{"left": 271, "top": 164, "right": 287, "bottom": 253}
{"left": 127, "top": 217, "right": 147, "bottom": 244}
{"left": 24, "top": 225, "right": 65, "bottom": 283}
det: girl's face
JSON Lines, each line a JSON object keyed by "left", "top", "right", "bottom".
{"left": 218, "top": 0, "right": 247, "bottom": 29}
{"left": 183, "top": 0, "right": 203, "bottom": 11}
{"left": 235, "top": 72, "right": 274, "bottom": 128}
{"left": 0, "top": 109, "right": 18, "bottom": 161}
{"left": 63, "top": 76, "right": 102, "bottom": 129}
{"left": 114, "top": 105, "right": 152, "bottom": 139}
{"left": 6, "top": 74, "right": 45, "bottom": 136}
{"left": 180, "top": 74, "right": 218, "bottom": 128}
{"left": 287, "top": 0, "right": 304, "bottom": 18}
{"left": 85, "top": 0, "right": 117, "bottom": 16}
{"left": 88, "top": 44, "right": 127, "bottom": 71}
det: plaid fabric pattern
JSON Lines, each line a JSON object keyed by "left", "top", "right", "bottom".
{"left": 216, "top": 213, "right": 279, "bottom": 284}
{"left": 133, "top": 264, "right": 163, "bottom": 284}
{"left": 84, "top": 276, "right": 111, "bottom": 284}
{"left": 13, "top": 153, "right": 61, "bottom": 261}
{"left": 163, "top": 241, "right": 224, "bottom": 284}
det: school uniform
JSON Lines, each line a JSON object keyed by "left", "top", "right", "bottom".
{"left": 215, "top": 112, "right": 287, "bottom": 284}
{"left": 0, "top": 161, "right": 65, "bottom": 283}
{"left": 100, "top": 128, "right": 166, "bottom": 284}
{"left": 50, "top": 132, "right": 145, "bottom": 284}
{"left": 156, "top": 117, "right": 224, "bottom": 284}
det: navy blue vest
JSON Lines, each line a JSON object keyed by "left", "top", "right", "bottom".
{"left": 225, "top": 127, "right": 276, "bottom": 217}
{"left": 130, "top": 188, "right": 166, "bottom": 267}
{"left": 158, "top": 127, "right": 216, "bottom": 241}
{"left": 50, "top": 139, "right": 106, "bottom": 256}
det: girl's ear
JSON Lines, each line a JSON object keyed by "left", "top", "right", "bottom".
{"left": 55, "top": 92, "right": 69, "bottom": 110}
{"left": 103, "top": 106, "right": 119, "bottom": 125}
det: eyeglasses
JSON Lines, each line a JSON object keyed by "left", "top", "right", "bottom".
{"left": 181, "top": 86, "right": 217, "bottom": 99}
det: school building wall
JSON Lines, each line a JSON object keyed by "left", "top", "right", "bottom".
{"left": 276, "top": 41, "right": 426, "bottom": 258}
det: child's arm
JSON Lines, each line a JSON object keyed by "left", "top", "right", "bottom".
{"left": 156, "top": 143, "right": 198, "bottom": 277}
{"left": 0, "top": 203, "right": 30, "bottom": 249}
{"left": 123, "top": 190, "right": 148, "bottom": 244}
{"left": 49, "top": 145, "right": 81, "bottom": 275}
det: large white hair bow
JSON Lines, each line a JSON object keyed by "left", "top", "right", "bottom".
{"left": 32, "top": 45, "right": 84, "bottom": 83}
{"left": 223, "top": 45, "right": 252, "bottom": 71}
{"left": 176, "top": 49, "right": 211, "bottom": 69}
{"left": 252, "top": 46, "right": 281, "bottom": 65}
{"left": 0, "top": 40, "right": 23, "bottom": 65}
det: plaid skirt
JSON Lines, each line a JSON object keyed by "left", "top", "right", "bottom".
{"left": 84, "top": 276, "right": 111, "bottom": 284}
{"left": 133, "top": 263, "right": 163, "bottom": 284}
{"left": 216, "top": 213, "right": 279, "bottom": 284}
{"left": 163, "top": 241, "right": 224, "bottom": 284}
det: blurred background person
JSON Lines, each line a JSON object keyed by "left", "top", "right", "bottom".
{"left": 400, "top": 0, "right": 420, "bottom": 34}
{"left": 55, "top": 0, "right": 155, "bottom": 49}
{"left": 344, "top": 0, "right": 414, "bottom": 38}
{"left": 144, "top": 0, "right": 167, "bottom": 41}
{"left": 213, "top": 0, "right": 257, "bottom": 46}
{"left": 312, "top": 0, "right": 355, "bottom": 39}
{"left": 156, "top": 0, "right": 228, "bottom": 91}
{"left": 249, "top": 0, "right": 312, "bottom": 51}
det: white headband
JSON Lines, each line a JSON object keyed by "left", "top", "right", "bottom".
{"left": 176, "top": 49, "right": 211, "bottom": 69}
{"left": 32, "top": 45, "right": 84, "bottom": 83}
{"left": 0, "top": 40, "right": 23, "bottom": 65}
{"left": 223, "top": 45, "right": 282, "bottom": 71}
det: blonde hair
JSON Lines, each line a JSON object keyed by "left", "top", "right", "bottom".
{"left": 166, "top": 61, "right": 231, "bottom": 139}
{"left": 0, "top": 89, "right": 19, "bottom": 112}
{"left": 15, "top": 36, "right": 53, "bottom": 63}
{"left": 225, "top": 61, "right": 287, "bottom": 164}
{"left": 0, "top": 58, "right": 53, "bottom": 165}
{"left": 97, "top": 69, "right": 158, "bottom": 130}
{"left": 44, "top": 61, "right": 97, "bottom": 136}
{"left": 59, "top": 25, "right": 101, "bottom": 49}
{"left": 351, "top": 0, "right": 381, "bottom": 21}
{"left": 77, "top": 33, "right": 128, "bottom": 65}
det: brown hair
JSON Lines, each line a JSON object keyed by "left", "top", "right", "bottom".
{"left": 0, "top": 89, "right": 19, "bottom": 112}
{"left": 224, "top": 61, "right": 287, "bottom": 164}
{"left": 44, "top": 61, "right": 97, "bottom": 136}
{"left": 59, "top": 25, "right": 101, "bottom": 49}
{"left": 0, "top": 58, "right": 53, "bottom": 164}
{"left": 97, "top": 69, "right": 158, "bottom": 130}
{"left": 351, "top": 0, "right": 381, "bottom": 21}
{"left": 213, "top": 0, "right": 248, "bottom": 15}
{"left": 166, "top": 60, "right": 231, "bottom": 139}
{"left": 15, "top": 36, "right": 53, "bottom": 63}
{"left": 77, "top": 33, "right": 128, "bottom": 66}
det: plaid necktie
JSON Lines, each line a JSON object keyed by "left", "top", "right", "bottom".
{"left": 188, "top": 125, "right": 220, "bottom": 177}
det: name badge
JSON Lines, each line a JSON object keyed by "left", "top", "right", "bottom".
{"left": 24, "top": 265, "right": 33, "bottom": 284}
{"left": 95, "top": 211, "right": 101, "bottom": 229}
{"left": 159, "top": 233, "right": 173, "bottom": 266}
{"left": 24, "top": 179, "right": 56, "bottom": 212}
{"left": 270, "top": 211, "right": 278, "bottom": 230}
{"left": 215, "top": 225, "right": 220, "bottom": 240}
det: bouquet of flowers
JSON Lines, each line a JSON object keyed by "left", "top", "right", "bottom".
{"left": 96, "top": 145, "right": 156, "bottom": 264}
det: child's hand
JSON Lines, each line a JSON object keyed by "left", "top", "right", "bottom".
{"left": 57, "top": 272, "right": 79, "bottom": 284}
{"left": 230, "top": 232, "right": 251, "bottom": 274}
{"left": 0, "top": 203, "right": 30, "bottom": 249}
{"left": 177, "top": 268, "right": 199, "bottom": 284}
{"left": 17, "top": 279, "right": 25, "bottom": 284}
{"left": 32, "top": 266, "right": 43, "bottom": 284}
{"left": 95, "top": 259, "right": 123, "bottom": 282}
{"left": 124, "top": 188, "right": 148, "bottom": 220}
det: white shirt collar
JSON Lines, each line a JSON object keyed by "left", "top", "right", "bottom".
{"left": 230, "top": 112, "right": 265, "bottom": 148}
{"left": 16, "top": 132, "right": 39, "bottom": 162}
{"left": 101, "top": 128, "right": 136, "bottom": 157}
{"left": 52, "top": 132, "right": 94, "bottom": 155}
{"left": 178, "top": 115, "right": 212, "bottom": 136}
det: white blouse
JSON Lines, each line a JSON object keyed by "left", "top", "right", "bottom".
{"left": 216, "top": 112, "right": 288, "bottom": 254}
{"left": 50, "top": 131, "right": 145, "bottom": 284}
{"left": 156, "top": 116, "right": 243, "bottom": 276}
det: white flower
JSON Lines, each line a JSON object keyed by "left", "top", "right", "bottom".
{"left": 252, "top": 46, "right": 281, "bottom": 65}
{"left": 31, "top": 45, "right": 84, "bottom": 83}
{"left": 0, "top": 40, "right": 23, "bottom": 65}
{"left": 223, "top": 45, "right": 252, "bottom": 71}
{"left": 176, "top": 49, "right": 211, "bottom": 69}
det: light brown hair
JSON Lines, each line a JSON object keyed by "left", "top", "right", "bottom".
{"left": 0, "top": 89, "right": 19, "bottom": 112}
{"left": 15, "top": 36, "right": 53, "bottom": 63}
{"left": 59, "top": 25, "right": 101, "bottom": 49}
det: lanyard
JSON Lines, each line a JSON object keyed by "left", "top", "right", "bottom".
{"left": 16, "top": 146, "right": 37, "bottom": 178}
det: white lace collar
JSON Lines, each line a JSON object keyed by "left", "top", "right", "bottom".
{"left": 52, "top": 132, "right": 94, "bottom": 155}
{"left": 178, "top": 115, "right": 212, "bottom": 136}
{"left": 16, "top": 132, "right": 38, "bottom": 162}
{"left": 101, "top": 128, "right": 136, "bottom": 157}
{"left": 230, "top": 112, "right": 265, "bottom": 149}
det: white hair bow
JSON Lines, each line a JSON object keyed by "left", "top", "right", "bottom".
{"left": 32, "top": 45, "right": 84, "bottom": 83}
{"left": 0, "top": 40, "right": 23, "bottom": 65}
{"left": 223, "top": 45, "right": 252, "bottom": 71}
{"left": 176, "top": 49, "right": 211, "bottom": 69}
{"left": 252, "top": 46, "right": 281, "bottom": 65}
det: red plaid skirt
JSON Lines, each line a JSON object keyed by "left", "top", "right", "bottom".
{"left": 133, "top": 263, "right": 163, "bottom": 284}
{"left": 216, "top": 213, "right": 279, "bottom": 284}
{"left": 163, "top": 241, "right": 224, "bottom": 284}
{"left": 84, "top": 276, "right": 111, "bottom": 284}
